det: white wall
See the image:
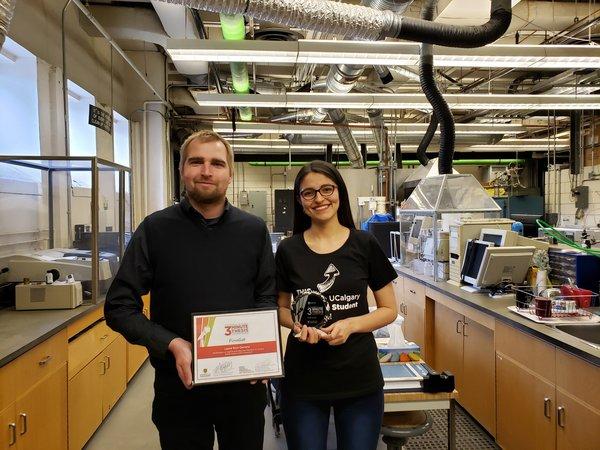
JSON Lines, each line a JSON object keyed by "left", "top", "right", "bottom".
{"left": 545, "top": 166, "right": 600, "bottom": 229}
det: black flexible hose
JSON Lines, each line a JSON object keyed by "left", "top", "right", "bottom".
{"left": 417, "top": 0, "right": 455, "bottom": 174}
{"left": 415, "top": 0, "right": 437, "bottom": 167}
{"left": 396, "top": 0, "right": 512, "bottom": 48}
{"left": 416, "top": 113, "right": 437, "bottom": 166}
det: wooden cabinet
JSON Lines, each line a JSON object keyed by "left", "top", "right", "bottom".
{"left": 555, "top": 349, "right": 600, "bottom": 450}
{"left": 433, "top": 302, "right": 464, "bottom": 385}
{"left": 496, "top": 353, "right": 555, "bottom": 450}
{"left": 461, "top": 318, "right": 495, "bottom": 435}
{"left": 101, "top": 337, "right": 127, "bottom": 418}
{"left": 391, "top": 278, "right": 405, "bottom": 332}
{"left": 496, "top": 323, "right": 600, "bottom": 450}
{"left": 402, "top": 278, "right": 426, "bottom": 351}
{"left": 556, "top": 390, "right": 600, "bottom": 450}
{"left": 433, "top": 302, "right": 495, "bottom": 436}
{"left": 68, "top": 353, "right": 103, "bottom": 450}
{"left": 16, "top": 364, "right": 67, "bottom": 450}
{"left": 0, "top": 331, "right": 67, "bottom": 450}
{"left": 0, "top": 403, "right": 16, "bottom": 450}
{"left": 68, "top": 319, "right": 127, "bottom": 450}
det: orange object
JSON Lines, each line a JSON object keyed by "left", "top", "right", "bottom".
{"left": 399, "top": 353, "right": 411, "bottom": 362}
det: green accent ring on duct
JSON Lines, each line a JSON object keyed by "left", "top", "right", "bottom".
{"left": 248, "top": 159, "right": 525, "bottom": 167}
{"left": 220, "top": 14, "right": 252, "bottom": 121}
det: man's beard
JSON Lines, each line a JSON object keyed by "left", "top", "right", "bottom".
{"left": 186, "top": 184, "right": 225, "bottom": 205}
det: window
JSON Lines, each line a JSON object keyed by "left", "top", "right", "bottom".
{"left": 67, "top": 80, "right": 96, "bottom": 188}
{"left": 113, "top": 110, "right": 130, "bottom": 167}
{"left": 0, "top": 38, "right": 40, "bottom": 156}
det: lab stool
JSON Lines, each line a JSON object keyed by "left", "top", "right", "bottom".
{"left": 381, "top": 410, "right": 433, "bottom": 450}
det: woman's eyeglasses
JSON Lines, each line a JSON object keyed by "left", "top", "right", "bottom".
{"left": 299, "top": 184, "right": 337, "bottom": 201}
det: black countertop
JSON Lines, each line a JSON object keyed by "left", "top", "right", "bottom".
{"left": 394, "top": 264, "right": 600, "bottom": 367}
{"left": 0, "top": 300, "right": 104, "bottom": 368}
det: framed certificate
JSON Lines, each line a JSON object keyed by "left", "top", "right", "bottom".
{"left": 192, "top": 308, "right": 284, "bottom": 385}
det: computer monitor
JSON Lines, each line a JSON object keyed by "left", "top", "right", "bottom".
{"left": 479, "top": 228, "right": 509, "bottom": 246}
{"left": 461, "top": 240, "right": 493, "bottom": 285}
{"left": 473, "top": 246, "right": 535, "bottom": 288}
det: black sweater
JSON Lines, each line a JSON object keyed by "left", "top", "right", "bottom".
{"left": 104, "top": 198, "right": 277, "bottom": 373}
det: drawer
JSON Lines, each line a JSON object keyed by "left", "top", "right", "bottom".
{"left": 14, "top": 329, "right": 68, "bottom": 397}
{"left": 556, "top": 349, "right": 600, "bottom": 411}
{"left": 495, "top": 321, "right": 555, "bottom": 382}
{"left": 403, "top": 278, "right": 425, "bottom": 308}
{"left": 68, "top": 320, "right": 118, "bottom": 380}
{"left": 0, "top": 358, "right": 17, "bottom": 411}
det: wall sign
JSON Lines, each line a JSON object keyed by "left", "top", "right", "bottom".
{"left": 88, "top": 105, "right": 113, "bottom": 134}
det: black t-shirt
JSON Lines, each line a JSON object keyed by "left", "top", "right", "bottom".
{"left": 275, "top": 228, "right": 398, "bottom": 400}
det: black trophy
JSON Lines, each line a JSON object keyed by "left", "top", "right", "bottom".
{"left": 293, "top": 290, "right": 331, "bottom": 328}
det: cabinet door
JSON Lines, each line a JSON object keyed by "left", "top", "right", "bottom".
{"left": 403, "top": 278, "right": 425, "bottom": 349}
{"left": 68, "top": 353, "right": 104, "bottom": 450}
{"left": 496, "top": 353, "right": 555, "bottom": 450}
{"left": 102, "top": 336, "right": 127, "bottom": 419}
{"left": 461, "top": 319, "right": 496, "bottom": 436}
{"left": 432, "top": 303, "right": 463, "bottom": 385}
{"left": 0, "top": 404, "right": 16, "bottom": 450}
{"left": 556, "top": 389, "right": 600, "bottom": 450}
{"left": 15, "top": 364, "right": 67, "bottom": 450}
{"left": 126, "top": 343, "right": 148, "bottom": 382}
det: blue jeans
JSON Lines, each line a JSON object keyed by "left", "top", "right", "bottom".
{"left": 281, "top": 389, "right": 384, "bottom": 450}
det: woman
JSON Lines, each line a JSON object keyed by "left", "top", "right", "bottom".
{"left": 275, "top": 160, "right": 398, "bottom": 450}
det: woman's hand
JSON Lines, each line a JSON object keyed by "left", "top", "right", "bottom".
{"left": 321, "top": 319, "right": 356, "bottom": 346}
{"left": 295, "top": 323, "right": 327, "bottom": 344}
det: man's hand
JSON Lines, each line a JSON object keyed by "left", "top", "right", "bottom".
{"left": 168, "top": 338, "right": 193, "bottom": 389}
{"left": 250, "top": 379, "right": 269, "bottom": 385}
{"left": 321, "top": 319, "right": 356, "bottom": 346}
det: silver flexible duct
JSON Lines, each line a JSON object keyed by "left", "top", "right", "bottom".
{"left": 170, "top": 0, "right": 401, "bottom": 40}
{"left": 0, "top": 0, "right": 16, "bottom": 51}
{"left": 329, "top": 109, "right": 363, "bottom": 168}
{"left": 367, "top": 109, "right": 390, "bottom": 162}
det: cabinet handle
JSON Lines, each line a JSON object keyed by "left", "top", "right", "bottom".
{"left": 544, "top": 398, "right": 551, "bottom": 419}
{"left": 557, "top": 406, "right": 565, "bottom": 428}
{"left": 105, "top": 355, "right": 111, "bottom": 370}
{"left": 38, "top": 355, "right": 52, "bottom": 366}
{"left": 100, "top": 334, "right": 109, "bottom": 340}
{"left": 8, "top": 423, "right": 16, "bottom": 446}
{"left": 462, "top": 321, "right": 469, "bottom": 337}
{"left": 456, "top": 320, "right": 463, "bottom": 334}
{"left": 18, "top": 413, "right": 27, "bottom": 435}
{"left": 409, "top": 289, "right": 416, "bottom": 295}
{"left": 100, "top": 360, "right": 107, "bottom": 375}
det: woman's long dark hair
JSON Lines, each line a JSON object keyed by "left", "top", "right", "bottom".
{"left": 293, "top": 160, "right": 356, "bottom": 235}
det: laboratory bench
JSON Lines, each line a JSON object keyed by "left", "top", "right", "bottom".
{"left": 0, "top": 295, "right": 150, "bottom": 450}
{"left": 392, "top": 265, "right": 600, "bottom": 450}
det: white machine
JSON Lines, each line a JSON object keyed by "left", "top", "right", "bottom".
{"left": 0, "top": 249, "right": 113, "bottom": 283}
{"left": 461, "top": 243, "right": 535, "bottom": 289}
{"left": 448, "top": 219, "right": 514, "bottom": 284}
{"left": 16, "top": 281, "right": 83, "bottom": 310}
{"left": 423, "top": 230, "right": 449, "bottom": 262}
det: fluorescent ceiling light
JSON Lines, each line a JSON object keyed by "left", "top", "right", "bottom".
{"left": 194, "top": 93, "right": 600, "bottom": 110}
{"left": 213, "top": 122, "right": 531, "bottom": 135}
{"left": 167, "top": 39, "right": 600, "bottom": 70}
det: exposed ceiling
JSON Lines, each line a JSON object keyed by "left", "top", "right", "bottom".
{"left": 86, "top": 0, "right": 600, "bottom": 160}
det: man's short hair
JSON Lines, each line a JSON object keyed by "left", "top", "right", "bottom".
{"left": 179, "top": 130, "right": 234, "bottom": 175}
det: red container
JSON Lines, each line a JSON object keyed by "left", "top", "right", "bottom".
{"left": 559, "top": 285, "right": 593, "bottom": 308}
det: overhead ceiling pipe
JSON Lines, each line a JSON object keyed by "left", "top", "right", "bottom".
{"left": 367, "top": 109, "right": 390, "bottom": 163}
{"left": 0, "top": 0, "right": 16, "bottom": 51}
{"left": 174, "top": 0, "right": 512, "bottom": 48}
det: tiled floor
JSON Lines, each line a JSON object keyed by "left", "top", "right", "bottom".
{"left": 86, "top": 362, "right": 497, "bottom": 450}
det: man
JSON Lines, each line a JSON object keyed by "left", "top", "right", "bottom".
{"left": 104, "top": 130, "right": 276, "bottom": 450}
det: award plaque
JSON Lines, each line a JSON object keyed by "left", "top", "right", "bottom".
{"left": 293, "top": 290, "right": 332, "bottom": 328}
{"left": 191, "top": 308, "right": 284, "bottom": 385}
